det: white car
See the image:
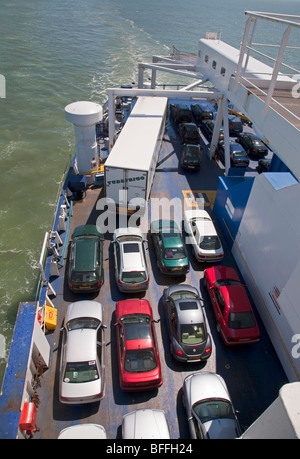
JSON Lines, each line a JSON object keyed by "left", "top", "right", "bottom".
{"left": 58, "top": 423, "right": 107, "bottom": 439}
{"left": 59, "top": 300, "right": 106, "bottom": 404}
{"left": 183, "top": 372, "right": 241, "bottom": 439}
{"left": 122, "top": 409, "right": 170, "bottom": 439}
{"left": 112, "top": 227, "right": 149, "bottom": 292}
{"left": 184, "top": 209, "right": 224, "bottom": 262}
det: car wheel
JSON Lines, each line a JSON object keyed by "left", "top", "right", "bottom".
{"left": 203, "top": 276, "right": 207, "bottom": 288}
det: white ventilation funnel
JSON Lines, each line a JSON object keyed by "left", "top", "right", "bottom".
{"left": 65, "top": 101, "right": 103, "bottom": 174}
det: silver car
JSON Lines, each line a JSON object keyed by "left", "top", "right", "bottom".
{"left": 112, "top": 227, "right": 149, "bottom": 292}
{"left": 59, "top": 300, "right": 106, "bottom": 404}
{"left": 122, "top": 409, "right": 170, "bottom": 439}
{"left": 58, "top": 424, "right": 107, "bottom": 439}
{"left": 183, "top": 372, "right": 241, "bottom": 439}
{"left": 162, "top": 284, "right": 212, "bottom": 362}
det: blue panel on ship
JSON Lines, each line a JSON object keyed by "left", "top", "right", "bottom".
{"left": 213, "top": 176, "right": 254, "bottom": 249}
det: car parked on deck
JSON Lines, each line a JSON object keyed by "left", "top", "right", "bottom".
{"left": 59, "top": 300, "right": 106, "bottom": 404}
{"left": 162, "top": 284, "right": 212, "bottom": 362}
{"left": 178, "top": 123, "right": 200, "bottom": 144}
{"left": 170, "top": 103, "right": 193, "bottom": 124}
{"left": 183, "top": 372, "right": 242, "bottom": 439}
{"left": 58, "top": 424, "right": 107, "bottom": 439}
{"left": 122, "top": 409, "right": 170, "bottom": 439}
{"left": 191, "top": 102, "right": 215, "bottom": 123}
{"left": 67, "top": 225, "right": 104, "bottom": 293}
{"left": 236, "top": 132, "right": 269, "bottom": 157}
{"left": 257, "top": 157, "right": 271, "bottom": 173}
{"left": 184, "top": 209, "right": 224, "bottom": 262}
{"left": 204, "top": 265, "right": 260, "bottom": 345}
{"left": 218, "top": 140, "right": 249, "bottom": 167}
{"left": 150, "top": 219, "right": 189, "bottom": 275}
{"left": 114, "top": 298, "right": 162, "bottom": 391}
{"left": 201, "top": 119, "right": 224, "bottom": 141}
{"left": 112, "top": 227, "right": 149, "bottom": 292}
{"left": 228, "top": 115, "right": 243, "bottom": 136}
{"left": 180, "top": 144, "right": 202, "bottom": 170}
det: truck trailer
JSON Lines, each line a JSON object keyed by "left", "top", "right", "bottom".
{"left": 104, "top": 96, "right": 168, "bottom": 214}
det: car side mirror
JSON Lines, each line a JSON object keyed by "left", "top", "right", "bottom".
{"left": 153, "top": 319, "right": 160, "bottom": 323}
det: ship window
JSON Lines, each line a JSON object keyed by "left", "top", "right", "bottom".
{"left": 212, "top": 60, "right": 217, "bottom": 69}
{"left": 220, "top": 67, "right": 226, "bottom": 76}
{"left": 198, "top": 50, "right": 202, "bottom": 58}
{"left": 205, "top": 55, "right": 209, "bottom": 63}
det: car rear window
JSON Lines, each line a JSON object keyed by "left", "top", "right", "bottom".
{"left": 164, "top": 247, "right": 186, "bottom": 260}
{"left": 228, "top": 311, "right": 256, "bottom": 329}
{"left": 121, "top": 271, "right": 147, "bottom": 283}
{"left": 64, "top": 361, "right": 99, "bottom": 383}
{"left": 181, "top": 324, "right": 205, "bottom": 344}
{"left": 199, "top": 235, "right": 221, "bottom": 250}
{"left": 124, "top": 349, "right": 157, "bottom": 373}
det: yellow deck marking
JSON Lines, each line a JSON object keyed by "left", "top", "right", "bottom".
{"left": 182, "top": 190, "right": 217, "bottom": 209}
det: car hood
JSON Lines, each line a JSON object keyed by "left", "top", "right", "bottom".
{"left": 203, "top": 418, "right": 238, "bottom": 439}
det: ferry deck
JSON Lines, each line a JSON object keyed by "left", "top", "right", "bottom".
{"left": 31, "top": 104, "right": 287, "bottom": 439}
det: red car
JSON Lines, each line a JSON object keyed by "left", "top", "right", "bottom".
{"left": 204, "top": 266, "right": 260, "bottom": 345}
{"left": 114, "top": 298, "right": 163, "bottom": 391}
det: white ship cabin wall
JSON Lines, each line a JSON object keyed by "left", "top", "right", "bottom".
{"left": 230, "top": 172, "right": 300, "bottom": 383}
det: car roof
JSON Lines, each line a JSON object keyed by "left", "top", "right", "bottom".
{"left": 175, "top": 299, "right": 204, "bottom": 325}
{"left": 66, "top": 328, "right": 97, "bottom": 362}
{"left": 122, "top": 242, "right": 145, "bottom": 271}
{"left": 74, "top": 238, "right": 97, "bottom": 271}
{"left": 122, "top": 409, "right": 170, "bottom": 439}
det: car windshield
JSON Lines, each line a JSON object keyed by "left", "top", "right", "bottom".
{"left": 170, "top": 291, "right": 198, "bottom": 301}
{"left": 228, "top": 311, "right": 256, "bottom": 329}
{"left": 66, "top": 317, "right": 100, "bottom": 331}
{"left": 199, "top": 235, "right": 221, "bottom": 250}
{"left": 121, "top": 271, "right": 147, "bottom": 283}
{"left": 164, "top": 247, "right": 186, "bottom": 260}
{"left": 64, "top": 361, "right": 99, "bottom": 383}
{"left": 123, "top": 242, "right": 140, "bottom": 253}
{"left": 181, "top": 324, "right": 205, "bottom": 345}
{"left": 124, "top": 348, "right": 157, "bottom": 373}
{"left": 193, "top": 398, "right": 235, "bottom": 423}
{"left": 253, "top": 139, "right": 264, "bottom": 147}
{"left": 121, "top": 314, "right": 151, "bottom": 340}
{"left": 214, "top": 279, "right": 241, "bottom": 287}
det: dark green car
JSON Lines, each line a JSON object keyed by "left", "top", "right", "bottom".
{"left": 150, "top": 220, "right": 189, "bottom": 275}
{"left": 67, "top": 225, "right": 104, "bottom": 293}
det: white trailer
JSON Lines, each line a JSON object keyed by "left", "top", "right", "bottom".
{"left": 104, "top": 96, "right": 168, "bottom": 214}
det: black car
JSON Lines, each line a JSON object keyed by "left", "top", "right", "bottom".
{"left": 228, "top": 115, "right": 243, "bottom": 136}
{"left": 170, "top": 104, "right": 193, "bottom": 124}
{"left": 218, "top": 140, "right": 249, "bottom": 167}
{"left": 178, "top": 123, "right": 200, "bottom": 144}
{"left": 236, "top": 133, "right": 269, "bottom": 157}
{"left": 201, "top": 120, "right": 224, "bottom": 142}
{"left": 67, "top": 225, "right": 104, "bottom": 293}
{"left": 257, "top": 157, "right": 271, "bottom": 173}
{"left": 162, "top": 284, "right": 212, "bottom": 362}
{"left": 191, "top": 102, "right": 215, "bottom": 123}
{"left": 180, "top": 144, "right": 202, "bottom": 170}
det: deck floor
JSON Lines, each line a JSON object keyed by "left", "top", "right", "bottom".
{"left": 34, "top": 113, "right": 287, "bottom": 439}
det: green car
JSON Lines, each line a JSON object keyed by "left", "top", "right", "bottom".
{"left": 150, "top": 220, "right": 189, "bottom": 275}
{"left": 67, "top": 225, "right": 104, "bottom": 293}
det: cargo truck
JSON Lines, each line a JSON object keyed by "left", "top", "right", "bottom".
{"left": 104, "top": 96, "right": 168, "bottom": 214}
